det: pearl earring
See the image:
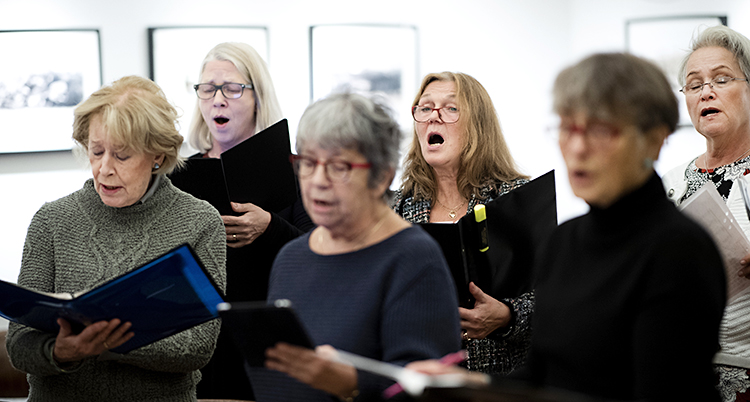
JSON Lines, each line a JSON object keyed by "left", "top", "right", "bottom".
{"left": 154, "top": 163, "right": 160, "bottom": 170}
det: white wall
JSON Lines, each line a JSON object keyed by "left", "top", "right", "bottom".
{"left": 2, "top": 0, "right": 748, "bottom": 286}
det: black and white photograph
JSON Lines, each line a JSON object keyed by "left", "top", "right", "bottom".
{"left": 310, "top": 24, "right": 418, "bottom": 128}
{"left": 0, "top": 29, "right": 101, "bottom": 153}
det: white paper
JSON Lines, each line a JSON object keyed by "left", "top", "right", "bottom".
{"left": 679, "top": 182, "right": 750, "bottom": 303}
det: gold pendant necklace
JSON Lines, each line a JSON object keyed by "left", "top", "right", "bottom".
{"left": 435, "top": 198, "right": 466, "bottom": 219}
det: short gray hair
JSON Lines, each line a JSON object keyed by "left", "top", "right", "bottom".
{"left": 553, "top": 52, "right": 678, "bottom": 135}
{"left": 678, "top": 25, "right": 750, "bottom": 87}
{"left": 296, "top": 93, "right": 402, "bottom": 199}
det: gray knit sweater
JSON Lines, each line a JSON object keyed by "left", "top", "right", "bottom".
{"left": 6, "top": 177, "right": 227, "bottom": 402}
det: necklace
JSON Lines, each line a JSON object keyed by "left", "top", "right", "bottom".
{"left": 700, "top": 147, "right": 750, "bottom": 183}
{"left": 435, "top": 198, "right": 467, "bottom": 220}
{"left": 702, "top": 147, "right": 750, "bottom": 170}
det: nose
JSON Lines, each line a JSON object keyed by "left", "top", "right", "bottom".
{"left": 700, "top": 82, "right": 716, "bottom": 100}
{"left": 308, "top": 162, "right": 331, "bottom": 185}
{"left": 99, "top": 153, "right": 115, "bottom": 176}
{"left": 560, "top": 130, "right": 590, "bottom": 156}
{"left": 213, "top": 90, "right": 228, "bottom": 107}
{"left": 427, "top": 108, "right": 444, "bottom": 123}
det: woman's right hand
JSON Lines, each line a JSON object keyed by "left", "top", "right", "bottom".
{"left": 52, "top": 318, "right": 134, "bottom": 363}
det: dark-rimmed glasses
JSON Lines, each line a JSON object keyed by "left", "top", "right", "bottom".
{"left": 680, "top": 76, "right": 748, "bottom": 95}
{"left": 194, "top": 82, "right": 254, "bottom": 100}
{"left": 412, "top": 105, "right": 460, "bottom": 123}
{"left": 289, "top": 154, "right": 371, "bottom": 182}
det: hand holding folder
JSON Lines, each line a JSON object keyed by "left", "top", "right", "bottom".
{"left": 420, "top": 170, "right": 557, "bottom": 306}
{"left": 0, "top": 244, "right": 224, "bottom": 354}
{"left": 168, "top": 119, "right": 298, "bottom": 215}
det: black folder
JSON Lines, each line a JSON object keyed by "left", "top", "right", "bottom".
{"left": 168, "top": 118, "right": 298, "bottom": 215}
{"left": 0, "top": 244, "right": 224, "bottom": 354}
{"left": 421, "top": 170, "right": 557, "bottom": 308}
{"left": 217, "top": 300, "right": 314, "bottom": 367}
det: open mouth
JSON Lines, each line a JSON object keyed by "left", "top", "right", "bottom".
{"left": 102, "top": 184, "right": 120, "bottom": 191}
{"left": 701, "top": 108, "right": 720, "bottom": 117}
{"left": 214, "top": 117, "right": 229, "bottom": 124}
{"left": 428, "top": 133, "right": 445, "bottom": 145}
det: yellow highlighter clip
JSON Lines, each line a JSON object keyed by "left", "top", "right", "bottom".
{"left": 474, "top": 204, "right": 489, "bottom": 252}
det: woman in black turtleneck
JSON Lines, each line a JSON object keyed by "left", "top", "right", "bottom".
{"left": 526, "top": 53, "right": 727, "bottom": 401}
{"left": 408, "top": 53, "right": 728, "bottom": 402}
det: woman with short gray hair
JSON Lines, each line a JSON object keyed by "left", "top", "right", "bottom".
{"left": 246, "top": 92, "right": 461, "bottom": 402}
{"left": 663, "top": 24, "right": 750, "bottom": 401}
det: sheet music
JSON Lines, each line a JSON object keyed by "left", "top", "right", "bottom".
{"left": 680, "top": 182, "right": 750, "bottom": 303}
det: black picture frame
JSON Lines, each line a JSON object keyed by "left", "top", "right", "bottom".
{"left": 0, "top": 29, "right": 102, "bottom": 154}
{"left": 309, "top": 24, "right": 419, "bottom": 128}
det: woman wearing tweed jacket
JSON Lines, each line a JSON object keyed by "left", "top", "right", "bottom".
{"left": 392, "top": 71, "right": 532, "bottom": 375}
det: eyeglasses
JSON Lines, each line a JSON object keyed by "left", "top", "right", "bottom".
{"left": 556, "top": 121, "right": 621, "bottom": 148}
{"left": 680, "top": 76, "right": 748, "bottom": 95}
{"left": 289, "top": 154, "right": 372, "bottom": 182}
{"left": 193, "top": 82, "right": 254, "bottom": 100}
{"left": 412, "top": 105, "right": 460, "bottom": 123}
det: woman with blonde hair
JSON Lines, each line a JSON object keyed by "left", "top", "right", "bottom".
{"left": 393, "top": 71, "right": 531, "bottom": 375}
{"left": 188, "top": 42, "right": 313, "bottom": 400}
{"left": 6, "top": 75, "right": 226, "bottom": 402}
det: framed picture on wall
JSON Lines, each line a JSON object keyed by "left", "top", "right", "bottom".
{"left": 148, "top": 26, "right": 269, "bottom": 153}
{"left": 310, "top": 24, "right": 419, "bottom": 129}
{"left": 0, "top": 29, "right": 102, "bottom": 154}
{"left": 626, "top": 15, "right": 727, "bottom": 127}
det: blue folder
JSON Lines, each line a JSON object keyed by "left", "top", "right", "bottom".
{"left": 0, "top": 244, "right": 224, "bottom": 354}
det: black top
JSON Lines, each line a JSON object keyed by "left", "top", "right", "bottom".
{"left": 192, "top": 152, "right": 314, "bottom": 400}
{"left": 523, "top": 173, "right": 725, "bottom": 401}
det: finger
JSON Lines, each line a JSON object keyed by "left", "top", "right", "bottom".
{"left": 231, "top": 202, "right": 257, "bottom": 213}
{"left": 468, "top": 282, "right": 488, "bottom": 302}
{"left": 109, "top": 321, "right": 134, "bottom": 343}
{"left": 222, "top": 215, "right": 241, "bottom": 226}
{"left": 227, "top": 233, "right": 240, "bottom": 244}
{"left": 57, "top": 318, "right": 73, "bottom": 337}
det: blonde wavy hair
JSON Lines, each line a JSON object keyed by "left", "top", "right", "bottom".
{"left": 400, "top": 72, "right": 527, "bottom": 201}
{"left": 72, "top": 75, "right": 184, "bottom": 174}
{"left": 188, "top": 42, "right": 283, "bottom": 153}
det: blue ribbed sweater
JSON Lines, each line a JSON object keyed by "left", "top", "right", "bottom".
{"left": 248, "top": 226, "right": 462, "bottom": 401}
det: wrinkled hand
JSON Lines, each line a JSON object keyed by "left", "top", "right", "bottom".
{"left": 265, "top": 343, "right": 357, "bottom": 398}
{"left": 53, "top": 318, "right": 134, "bottom": 363}
{"left": 222, "top": 202, "right": 271, "bottom": 248}
{"left": 458, "top": 282, "right": 511, "bottom": 339}
{"left": 739, "top": 253, "right": 750, "bottom": 279}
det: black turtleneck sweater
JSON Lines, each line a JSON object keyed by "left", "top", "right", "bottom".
{"left": 526, "top": 173, "right": 726, "bottom": 401}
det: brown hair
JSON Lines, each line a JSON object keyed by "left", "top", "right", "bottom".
{"left": 400, "top": 72, "right": 527, "bottom": 201}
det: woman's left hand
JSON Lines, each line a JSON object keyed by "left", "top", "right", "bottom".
{"left": 738, "top": 253, "right": 750, "bottom": 279}
{"left": 222, "top": 202, "right": 272, "bottom": 248}
{"left": 265, "top": 343, "right": 358, "bottom": 398}
{"left": 458, "top": 282, "right": 511, "bottom": 339}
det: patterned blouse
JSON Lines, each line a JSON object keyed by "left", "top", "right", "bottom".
{"left": 392, "top": 178, "right": 533, "bottom": 375}
{"left": 681, "top": 155, "right": 750, "bottom": 203}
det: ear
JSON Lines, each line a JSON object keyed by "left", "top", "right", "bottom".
{"left": 643, "top": 125, "right": 669, "bottom": 160}
{"left": 373, "top": 167, "right": 396, "bottom": 197}
{"left": 154, "top": 154, "right": 166, "bottom": 167}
